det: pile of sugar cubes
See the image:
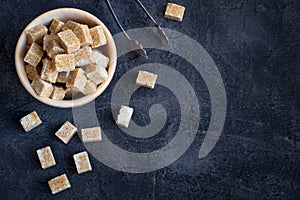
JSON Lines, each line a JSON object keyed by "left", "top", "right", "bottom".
{"left": 24, "top": 19, "right": 109, "bottom": 100}
{"left": 23, "top": 2, "right": 186, "bottom": 101}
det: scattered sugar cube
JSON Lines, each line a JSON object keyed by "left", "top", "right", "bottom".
{"left": 73, "top": 24, "right": 93, "bottom": 46}
{"left": 43, "top": 34, "right": 59, "bottom": 51}
{"left": 66, "top": 68, "right": 87, "bottom": 92}
{"left": 48, "top": 174, "right": 71, "bottom": 194}
{"left": 53, "top": 54, "right": 75, "bottom": 72}
{"left": 62, "top": 20, "right": 80, "bottom": 31}
{"left": 41, "top": 58, "right": 58, "bottom": 83}
{"left": 25, "top": 64, "right": 38, "bottom": 81}
{"left": 116, "top": 105, "right": 133, "bottom": 128}
{"left": 36, "top": 146, "right": 56, "bottom": 169}
{"left": 73, "top": 46, "right": 92, "bottom": 67}
{"left": 50, "top": 86, "right": 66, "bottom": 100}
{"left": 56, "top": 71, "right": 70, "bottom": 83}
{"left": 83, "top": 79, "right": 97, "bottom": 95}
{"left": 164, "top": 3, "right": 185, "bottom": 22}
{"left": 19, "top": 111, "right": 42, "bottom": 132}
{"left": 136, "top": 70, "right": 158, "bottom": 89}
{"left": 58, "top": 29, "right": 80, "bottom": 53}
{"left": 91, "top": 50, "right": 109, "bottom": 69}
{"left": 31, "top": 78, "right": 53, "bottom": 98}
{"left": 81, "top": 127, "right": 101, "bottom": 143}
{"left": 46, "top": 40, "right": 65, "bottom": 59}
{"left": 25, "top": 24, "right": 48, "bottom": 44}
{"left": 55, "top": 121, "right": 77, "bottom": 144}
{"left": 24, "top": 42, "right": 43, "bottom": 67}
{"left": 73, "top": 151, "right": 92, "bottom": 174}
{"left": 49, "top": 18, "right": 64, "bottom": 34}
{"left": 84, "top": 64, "right": 108, "bottom": 85}
{"left": 90, "top": 25, "right": 107, "bottom": 48}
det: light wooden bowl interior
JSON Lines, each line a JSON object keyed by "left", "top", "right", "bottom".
{"left": 15, "top": 8, "right": 117, "bottom": 108}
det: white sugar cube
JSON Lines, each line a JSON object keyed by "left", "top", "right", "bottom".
{"left": 84, "top": 64, "right": 108, "bottom": 85}
{"left": 66, "top": 68, "right": 87, "bottom": 92}
{"left": 116, "top": 105, "right": 134, "bottom": 128}
{"left": 91, "top": 50, "right": 109, "bottom": 69}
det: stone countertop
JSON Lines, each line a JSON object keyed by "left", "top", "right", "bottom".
{"left": 0, "top": 0, "right": 299, "bottom": 199}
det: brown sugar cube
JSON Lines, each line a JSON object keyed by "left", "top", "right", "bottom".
{"left": 31, "top": 78, "right": 53, "bottom": 98}
{"left": 58, "top": 29, "right": 80, "bottom": 53}
{"left": 62, "top": 20, "right": 80, "bottom": 31}
{"left": 24, "top": 42, "right": 43, "bottom": 67}
{"left": 47, "top": 40, "right": 65, "bottom": 59}
{"left": 48, "top": 174, "right": 71, "bottom": 194}
{"left": 116, "top": 105, "right": 134, "bottom": 128}
{"left": 73, "top": 151, "right": 92, "bottom": 174}
{"left": 66, "top": 68, "right": 87, "bottom": 92}
{"left": 48, "top": 45, "right": 65, "bottom": 59}
{"left": 49, "top": 19, "right": 64, "bottom": 34}
{"left": 25, "top": 64, "right": 38, "bottom": 80}
{"left": 164, "top": 3, "right": 185, "bottom": 22}
{"left": 41, "top": 58, "right": 58, "bottom": 83}
{"left": 81, "top": 127, "right": 101, "bottom": 143}
{"left": 53, "top": 54, "right": 75, "bottom": 72}
{"left": 90, "top": 25, "right": 107, "bottom": 48}
{"left": 50, "top": 86, "right": 66, "bottom": 100}
{"left": 19, "top": 111, "right": 42, "bottom": 132}
{"left": 25, "top": 24, "right": 48, "bottom": 44}
{"left": 36, "top": 146, "right": 56, "bottom": 169}
{"left": 72, "top": 46, "right": 92, "bottom": 67}
{"left": 56, "top": 71, "right": 70, "bottom": 83}
{"left": 43, "top": 34, "right": 59, "bottom": 51}
{"left": 136, "top": 70, "right": 158, "bottom": 89}
{"left": 55, "top": 121, "right": 77, "bottom": 144}
{"left": 73, "top": 24, "right": 93, "bottom": 46}
{"left": 83, "top": 79, "right": 97, "bottom": 95}
{"left": 84, "top": 64, "right": 108, "bottom": 85}
{"left": 90, "top": 50, "right": 109, "bottom": 69}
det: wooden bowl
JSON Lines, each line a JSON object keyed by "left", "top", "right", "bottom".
{"left": 15, "top": 8, "right": 117, "bottom": 108}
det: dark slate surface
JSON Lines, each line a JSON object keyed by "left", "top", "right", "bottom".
{"left": 0, "top": 0, "right": 299, "bottom": 199}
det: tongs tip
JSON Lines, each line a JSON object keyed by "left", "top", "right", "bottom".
{"left": 156, "top": 26, "right": 169, "bottom": 46}
{"left": 129, "top": 40, "right": 148, "bottom": 60}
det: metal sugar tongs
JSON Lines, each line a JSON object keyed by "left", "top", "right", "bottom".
{"left": 106, "top": 0, "right": 169, "bottom": 59}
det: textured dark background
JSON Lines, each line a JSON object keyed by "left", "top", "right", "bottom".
{"left": 0, "top": 0, "right": 299, "bottom": 199}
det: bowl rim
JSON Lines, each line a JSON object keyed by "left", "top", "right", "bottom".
{"left": 15, "top": 8, "right": 117, "bottom": 108}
